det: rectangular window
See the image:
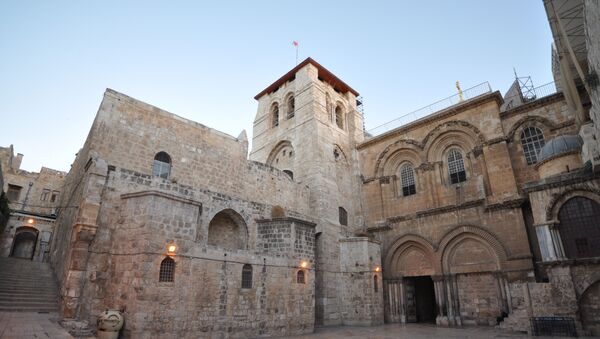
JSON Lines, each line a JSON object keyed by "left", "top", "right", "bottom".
{"left": 50, "top": 191, "right": 59, "bottom": 203}
{"left": 402, "top": 185, "right": 416, "bottom": 196}
{"left": 6, "top": 184, "right": 22, "bottom": 202}
{"left": 40, "top": 188, "right": 50, "bottom": 201}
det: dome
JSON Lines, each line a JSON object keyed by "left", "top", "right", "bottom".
{"left": 537, "top": 135, "right": 583, "bottom": 163}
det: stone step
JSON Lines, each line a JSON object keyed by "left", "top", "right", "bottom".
{"left": 0, "top": 305, "right": 58, "bottom": 312}
{"left": 0, "top": 294, "right": 57, "bottom": 301}
{"left": 0, "top": 283, "right": 57, "bottom": 289}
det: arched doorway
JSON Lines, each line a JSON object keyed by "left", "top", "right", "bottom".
{"left": 580, "top": 280, "right": 600, "bottom": 336}
{"left": 558, "top": 197, "right": 600, "bottom": 259}
{"left": 10, "top": 226, "right": 39, "bottom": 259}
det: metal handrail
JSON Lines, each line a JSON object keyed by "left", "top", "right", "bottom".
{"left": 366, "top": 82, "right": 492, "bottom": 136}
{"left": 502, "top": 81, "right": 558, "bottom": 111}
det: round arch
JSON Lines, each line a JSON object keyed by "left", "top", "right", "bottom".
{"left": 207, "top": 209, "right": 249, "bottom": 250}
{"left": 10, "top": 226, "right": 39, "bottom": 260}
{"left": 374, "top": 139, "right": 423, "bottom": 177}
{"left": 383, "top": 234, "right": 438, "bottom": 279}
{"left": 546, "top": 187, "right": 600, "bottom": 222}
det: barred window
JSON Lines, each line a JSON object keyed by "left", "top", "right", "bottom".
{"left": 241, "top": 264, "right": 253, "bottom": 289}
{"left": 152, "top": 152, "right": 171, "bottom": 179}
{"left": 6, "top": 184, "right": 22, "bottom": 202}
{"left": 558, "top": 197, "right": 600, "bottom": 259}
{"left": 286, "top": 95, "right": 295, "bottom": 119}
{"left": 159, "top": 257, "right": 175, "bottom": 282}
{"left": 374, "top": 275, "right": 379, "bottom": 293}
{"left": 297, "top": 270, "right": 306, "bottom": 284}
{"left": 447, "top": 149, "right": 467, "bottom": 184}
{"left": 339, "top": 207, "right": 348, "bottom": 226}
{"left": 520, "top": 127, "right": 545, "bottom": 165}
{"left": 400, "top": 163, "right": 416, "bottom": 196}
{"left": 271, "top": 103, "right": 279, "bottom": 127}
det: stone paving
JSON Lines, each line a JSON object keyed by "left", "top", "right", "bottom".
{"left": 0, "top": 312, "right": 73, "bottom": 339}
{"left": 276, "top": 323, "right": 598, "bottom": 339}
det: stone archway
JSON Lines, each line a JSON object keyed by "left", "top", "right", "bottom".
{"left": 580, "top": 280, "right": 600, "bottom": 336}
{"left": 207, "top": 209, "right": 248, "bottom": 250}
{"left": 10, "top": 226, "right": 39, "bottom": 259}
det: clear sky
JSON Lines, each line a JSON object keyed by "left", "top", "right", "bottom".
{"left": 0, "top": 0, "right": 554, "bottom": 172}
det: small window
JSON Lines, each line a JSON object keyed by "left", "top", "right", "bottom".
{"left": 283, "top": 170, "right": 293, "bottom": 180}
{"left": 40, "top": 189, "right": 50, "bottom": 201}
{"left": 335, "top": 105, "right": 344, "bottom": 129}
{"left": 339, "top": 207, "right": 348, "bottom": 226}
{"left": 520, "top": 127, "right": 545, "bottom": 165}
{"left": 271, "top": 103, "right": 279, "bottom": 127}
{"left": 297, "top": 270, "right": 306, "bottom": 284}
{"left": 400, "top": 163, "right": 416, "bottom": 196}
{"left": 152, "top": 152, "right": 171, "bottom": 179}
{"left": 50, "top": 191, "right": 59, "bottom": 203}
{"left": 447, "top": 149, "right": 467, "bottom": 184}
{"left": 326, "top": 94, "right": 332, "bottom": 122}
{"left": 374, "top": 275, "right": 379, "bottom": 293}
{"left": 6, "top": 184, "right": 22, "bottom": 202}
{"left": 159, "top": 257, "right": 175, "bottom": 282}
{"left": 286, "top": 95, "right": 295, "bottom": 119}
{"left": 241, "top": 264, "right": 253, "bottom": 289}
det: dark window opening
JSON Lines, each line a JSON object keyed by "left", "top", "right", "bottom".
{"left": 447, "top": 149, "right": 467, "bottom": 184}
{"left": 520, "top": 126, "right": 545, "bottom": 165}
{"left": 558, "top": 197, "right": 600, "bottom": 259}
{"left": 153, "top": 152, "right": 172, "bottom": 179}
{"left": 339, "top": 207, "right": 348, "bottom": 226}
{"left": 283, "top": 170, "right": 293, "bottom": 180}
{"left": 400, "top": 163, "right": 417, "bottom": 196}
{"left": 335, "top": 105, "right": 344, "bottom": 129}
{"left": 159, "top": 257, "right": 175, "bottom": 282}
{"left": 6, "top": 184, "right": 22, "bottom": 202}
{"left": 297, "top": 270, "right": 306, "bottom": 284}
{"left": 50, "top": 191, "right": 59, "bottom": 203}
{"left": 40, "top": 189, "right": 50, "bottom": 201}
{"left": 271, "top": 103, "right": 279, "bottom": 127}
{"left": 287, "top": 95, "right": 295, "bottom": 119}
{"left": 374, "top": 275, "right": 379, "bottom": 293}
{"left": 241, "top": 264, "right": 253, "bottom": 289}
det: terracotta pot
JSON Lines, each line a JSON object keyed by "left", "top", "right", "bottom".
{"left": 97, "top": 310, "right": 124, "bottom": 339}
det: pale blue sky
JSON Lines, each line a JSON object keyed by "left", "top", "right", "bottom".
{"left": 0, "top": 1, "right": 554, "bottom": 172}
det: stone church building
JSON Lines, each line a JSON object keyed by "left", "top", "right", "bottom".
{"left": 1, "top": 0, "right": 599, "bottom": 337}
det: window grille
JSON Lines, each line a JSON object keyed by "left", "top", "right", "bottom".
{"left": 447, "top": 149, "right": 467, "bottom": 184}
{"left": 558, "top": 197, "right": 600, "bottom": 259}
{"left": 241, "top": 264, "right": 253, "bottom": 289}
{"left": 159, "top": 257, "right": 175, "bottom": 282}
{"left": 400, "top": 163, "right": 416, "bottom": 196}
{"left": 152, "top": 152, "right": 171, "bottom": 179}
{"left": 6, "top": 184, "right": 22, "bottom": 202}
{"left": 297, "top": 270, "right": 306, "bottom": 284}
{"left": 520, "top": 127, "right": 545, "bottom": 165}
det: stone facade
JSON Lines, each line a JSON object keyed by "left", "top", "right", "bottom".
{"left": 0, "top": 145, "right": 65, "bottom": 262}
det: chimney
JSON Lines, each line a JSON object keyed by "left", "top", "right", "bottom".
{"left": 13, "top": 153, "right": 24, "bottom": 171}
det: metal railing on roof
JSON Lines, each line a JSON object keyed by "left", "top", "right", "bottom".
{"left": 501, "top": 81, "right": 558, "bottom": 111}
{"left": 366, "top": 82, "right": 492, "bottom": 137}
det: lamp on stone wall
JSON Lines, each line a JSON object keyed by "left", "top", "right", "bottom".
{"left": 374, "top": 266, "right": 381, "bottom": 272}
{"left": 27, "top": 218, "right": 35, "bottom": 225}
{"left": 167, "top": 244, "right": 177, "bottom": 255}
{"left": 300, "top": 261, "right": 308, "bottom": 268}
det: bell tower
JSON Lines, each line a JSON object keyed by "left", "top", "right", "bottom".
{"left": 250, "top": 58, "right": 382, "bottom": 326}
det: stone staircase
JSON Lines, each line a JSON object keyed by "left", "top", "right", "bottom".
{"left": 0, "top": 257, "right": 59, "bottom": 312}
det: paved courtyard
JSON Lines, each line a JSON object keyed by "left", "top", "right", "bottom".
{"left": 276, "top": 323, "right": 598, "bottom": 339}
{"left": 0, "top": 312, "right": 73, "bottom": 339}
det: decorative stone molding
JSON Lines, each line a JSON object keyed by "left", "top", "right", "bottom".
{"left": 545, "top": 185, "right": 600, "bottom": 221}
{"left": 437, "top": 224, "right": 510, "bottom": 263}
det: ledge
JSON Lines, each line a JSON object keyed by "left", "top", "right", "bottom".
{"left": 256, "top": 217, "right": 316, "bottom": 227}
{"left": 120, "top": 190, "right": 202, "bottom": 207}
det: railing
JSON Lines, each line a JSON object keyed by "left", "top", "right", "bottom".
{"left": 366, "top": 82, "right": 492, "bottom": 137}
{"left": 502, "top": 82, "right": 558, "bottom": 111}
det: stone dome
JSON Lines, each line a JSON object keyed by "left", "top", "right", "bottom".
{"left": 537, "top": 135, "right": 583, "bottom": 163}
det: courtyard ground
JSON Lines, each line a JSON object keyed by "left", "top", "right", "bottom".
{"left": 0, "top": 312, "right": 73, "bottom": 339}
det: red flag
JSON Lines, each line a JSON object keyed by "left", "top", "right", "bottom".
{"left": 293, "top": 41, "right": 298, "bottom": 47}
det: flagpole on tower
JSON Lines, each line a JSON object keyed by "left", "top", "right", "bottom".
{"left": 293, "top": 41, "right": 299, "bottom": 65}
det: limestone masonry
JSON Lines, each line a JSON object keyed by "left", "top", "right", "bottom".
{"left": 1, "top": 0, "right": 600, "bottom": 337}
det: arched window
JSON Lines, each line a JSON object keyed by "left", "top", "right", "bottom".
{"left": 297, "top": 270, "right": 306, "bottom": 284}
{"left": 447, "top": 149, "right": 467, "bottom": 184}
{"left": 159, "top": 257, "right": 175, "bottom": 282}
{"left": 271, "top": 103, "right": 279, "bottom": 127}
{"left": 283, "top": 170, "right": 293, "bottom": 180}
{"left": 400, "top": 163, "right": 416, "bottom": 196}
{"left": 558, "top": 197, "right": 600, "bottom": 259}
{"left": 335, "top": 105, "right": 344, "bottom": 129}
{"left": 286, "top": 95, "right": 295, "bottom": 119}
{"left": 338, "top": 207, "right": 348, "bottom": 226}
{"left": 374, "top": 275, "right": 379, "bottom": 293}
{"left": 152, "top": 152, "right": 171, "bottom": 179}
{"left": 241, "top": 264, "right": 253, "bottom": 289}
{"left": 520, "top": 127, "right": 545, "bottom": 165}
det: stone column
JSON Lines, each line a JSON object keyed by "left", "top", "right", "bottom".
{"left": 494, "top": 272, "right": 509, "bottom": 315}
{"left": 443, "top": 274, "right": 462, "bottom": 326}
{"left": 384, "top": 279, "right": 401, "bottom": 323}
{"left": 432, "top": 275, "right": 448, "bottom": 325}
{"left": 535, "top": 222, "right": 567, "bottom": 261}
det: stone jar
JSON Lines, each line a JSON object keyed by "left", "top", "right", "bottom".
{"left": 97, "top": 310, "right": 124, "bottom": 339}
